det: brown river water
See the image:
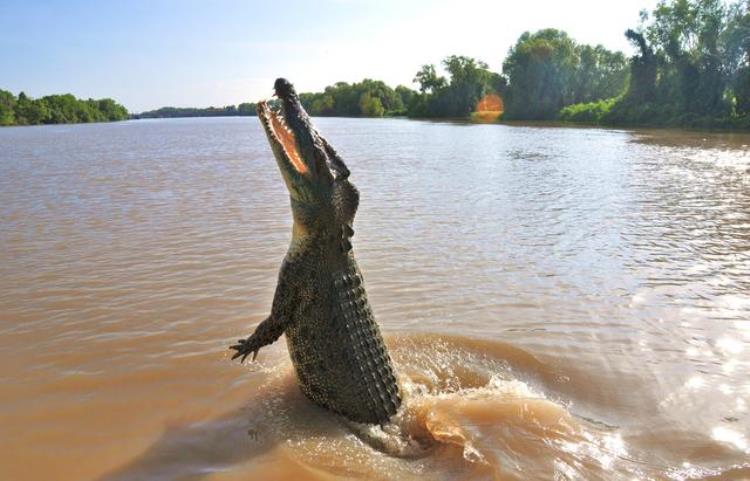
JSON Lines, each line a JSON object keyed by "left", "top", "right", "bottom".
{"left": 1, "top": 117, "right": 749, "bottom": 481}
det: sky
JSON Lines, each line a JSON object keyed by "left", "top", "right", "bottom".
{"left": 0, "top": 0, "right": 660, "bottom": 112}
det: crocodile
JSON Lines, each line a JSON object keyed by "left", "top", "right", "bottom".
{"left": 230, "top": 78, "right": 402, "bottom": 425}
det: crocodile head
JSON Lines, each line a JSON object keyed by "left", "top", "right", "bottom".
{"left": 257, "top": 78, "right": 359, "bottom": 246}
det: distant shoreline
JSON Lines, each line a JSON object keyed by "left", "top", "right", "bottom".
{"left": 4, "top": 114, "right": 743, "bottom": 135}
{"left": 128, "top": 112, "right": 750, "bottom": 132}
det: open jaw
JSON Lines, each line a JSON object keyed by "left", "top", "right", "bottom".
{"left": 257, "top": 100, "right": 308, "bottom": 175}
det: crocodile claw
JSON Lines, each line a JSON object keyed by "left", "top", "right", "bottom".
{"left": 230, "top": 338, "right": 260, "bottom": 363}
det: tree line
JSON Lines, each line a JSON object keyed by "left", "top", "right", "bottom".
{"left": 558, "top": 0, "right": 750, "bottom": 128}
{"left": 299, "top": 79, "right": 412, "bottom": 117}
{"left": 293, "top": 45, "right": 628, "bottom": 121}
{"left": 135, "top": 52, "right": 608, "bottom": 121}
{"left": 134, "top": 103, "right": 257, "bottom": 119}
{"left": 295, "top": 0, "right": 749, "bottom": 128}
{"left": 0, "top": 90, "right": 128, "bottom": 126}
{"left": 293, "top": 57, "right": 504, "bottom": 119}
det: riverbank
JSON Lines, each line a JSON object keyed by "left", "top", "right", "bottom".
{"left": 12, "top": 111, "right": 750, "bottom": 134}
{"left": 558, "top": 97, "right": 750, "bottom": 131}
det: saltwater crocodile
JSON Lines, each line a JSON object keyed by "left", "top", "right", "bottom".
{"left": 230, "top": 78, "right": 401, "bottom": 424}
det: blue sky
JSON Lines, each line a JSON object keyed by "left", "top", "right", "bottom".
{"left": 1, "top": 0, "right": 658, "bottom": 112}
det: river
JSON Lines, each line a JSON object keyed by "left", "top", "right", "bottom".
{"left": 1, "top": 117, "right": 749, "bottom": 480}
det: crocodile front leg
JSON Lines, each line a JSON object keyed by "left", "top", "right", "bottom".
{"left": 230, "top": 259, "right": 305, "bottom": 363}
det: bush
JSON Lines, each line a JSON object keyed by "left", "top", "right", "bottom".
{"left": 557, "top": 95, "right": 749, "bottom": 129}
{"left": 558, "top": 97, "right": 618, "bottom": 124}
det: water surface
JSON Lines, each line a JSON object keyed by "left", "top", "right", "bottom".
{"left": 1, "top": 117, "right": 749, "bottom": 480}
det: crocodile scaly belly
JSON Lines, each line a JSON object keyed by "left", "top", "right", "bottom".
{"left": 286, "top": 262, "right": 401, "bottom": 424}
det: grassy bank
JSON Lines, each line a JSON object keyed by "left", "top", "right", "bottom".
{"left": 559, "top": 97, "right": 750, "bottom": 130}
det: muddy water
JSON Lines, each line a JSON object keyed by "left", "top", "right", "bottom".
{"left": 1, "top": 118, "right": 749, "bottom": 481}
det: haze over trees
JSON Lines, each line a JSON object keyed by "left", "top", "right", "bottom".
{"left": 0, "top": 90, "right": 128, "bottom": 126}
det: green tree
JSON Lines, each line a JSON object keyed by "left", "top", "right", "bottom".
{"left": 572, "top": 45, "right": 629, "bottom": 104}
{"left": 441, "top": 55, "right": 494, "bottom": 116}
{"left": 43, "top": 94, "right": 82, "bottom": 123}
{"left": 502, "top": 29, "right": 579, "bottom": 119}
{"left": 14, "top": 92, "right": 49, "bottom": 125}
{"left": 394, "top": 85, "right": 417, "bottom": 113}
{"left": 359, "top": 92, "right": 385, "bottom": 117}
{"left": 413, "top": 64, "right": 447, "bottom": 93}
{"left": 237, "top": 102, "right": 256, "bottom": 116}
{"left": 311, "top": 94, "right": 335, "bottom": 115}
{"left": 299, "top": 79, "right": 404, "bottom": 117}
{"left": 725, "top": 0, "right": 750, "bottom": 114}
{"left": 0, "top": 90, "right": 16, "bottom": 126}
{"left": 408, "top": 55, "right": 502, "bottom": 118}
{"left": 366, "top": 79, "right": 404, "bottom": 112}
{"left": 624, "top": 29, "right": 658, "bottom": 103}
{"left": 646, "top": 0, "right": 730, "bottom": 115}
{"left": 96, "top": 98, "right": 129, "bottom": 120}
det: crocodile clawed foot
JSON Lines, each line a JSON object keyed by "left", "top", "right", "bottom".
{"left": 230, "top": 338, "right": 260, "bottom": 363}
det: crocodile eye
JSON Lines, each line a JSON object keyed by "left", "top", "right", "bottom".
{"left": 314, "top": 148, "right": 327, "bottom": 165}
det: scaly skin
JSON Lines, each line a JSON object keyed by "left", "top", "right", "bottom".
{"left": 230, "top": 78, "right": 401, "bottom": 424}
